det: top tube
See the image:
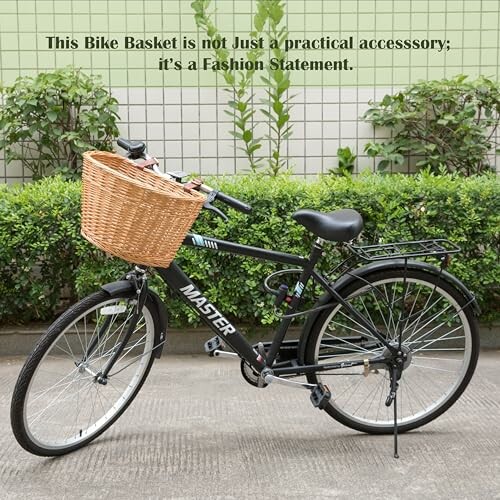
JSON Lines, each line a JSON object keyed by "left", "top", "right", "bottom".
{"left": 182, "top": 233, "right": 309, "bottom": 267}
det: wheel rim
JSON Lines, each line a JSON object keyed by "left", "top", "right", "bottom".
{"left": 23, "top": 298, "right": 154, "bottom": 450}
{"left": 313, "top": 277, "right": 472, "bottom": 428}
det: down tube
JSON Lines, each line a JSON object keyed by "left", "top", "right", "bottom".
{"left": 156, "top": 262, "right": 265, "bottom": 372}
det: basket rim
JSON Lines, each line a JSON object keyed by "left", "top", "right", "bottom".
{"left": 83, "top": 150, "right": 205, "bottom": 201}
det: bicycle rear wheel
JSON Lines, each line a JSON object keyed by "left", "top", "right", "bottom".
{"left": 304, "top": 268, "right": 479, "bottom": 434}
{"left": 11, "top": 290, "right": 160, "bottom": 456}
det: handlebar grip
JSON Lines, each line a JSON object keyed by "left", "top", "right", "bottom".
{"left": 215, "top": 191, "right": 252, "bottom": 214}
{"left": 117, "top": 137, "right": 130, "bottom": 150}
{"left": 116, "top": 138, "right": 146, "bottom": 157}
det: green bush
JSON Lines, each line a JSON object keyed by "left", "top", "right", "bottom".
{"left": 0, "top": 179, "right": 81, "bottom": 321}
{"left": 364, "top": 75, "right": 500, "bottom": 175}
{"left": 0, "top": 67, "right": 120, "bottom": 180}
{"left": 0, "top": 173, "right": 498, "bottom": 325}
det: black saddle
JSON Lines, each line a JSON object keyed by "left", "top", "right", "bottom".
{"left": 292, "top": 209, "right": 363, "bottom": 242}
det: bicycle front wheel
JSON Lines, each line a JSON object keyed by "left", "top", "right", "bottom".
{"left": 304, "top": 268, "right": 479, "bottom": 434}
{"left": 11, "top": 291, "right": 160, "bottom": 456}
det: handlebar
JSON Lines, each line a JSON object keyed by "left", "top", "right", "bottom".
{"left": 116, "top": 138, "right": 146, "bottom": 158}
{"left": 211, "top": 190, "right": 252, "bottom": 214}
{"left": 117, "top": 137, "right": 253, "bottom": 216}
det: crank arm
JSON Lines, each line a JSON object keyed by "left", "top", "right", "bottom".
{"left": 263, "top": 372, "right": 316, "bottom": 390}
{"left": 213, "top": 350, "right": 239, "bottom": 359}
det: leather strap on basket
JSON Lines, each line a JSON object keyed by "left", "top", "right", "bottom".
{"left": 184, "top": 178, "right": 202, "bottom": 192}
{"left": 133, "top": 157, "right": 160, "bottom": 170}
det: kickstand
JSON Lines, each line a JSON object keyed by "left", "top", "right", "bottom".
{"left": 393, "top": 377, "right": 399, "bottom": 459}
{"left": 385, "top": 365, "right": 400, "bottom": 459}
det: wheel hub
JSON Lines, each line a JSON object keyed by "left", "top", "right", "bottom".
{"left": 382, "top": 343, "right": 412, "bottom": 370}
{"left": 76, "top": 361, "right": 102, "bottom": 381}
{"left": 77, "top": 361, "right": 88, "bottom": 374}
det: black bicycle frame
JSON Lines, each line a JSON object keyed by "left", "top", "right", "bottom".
{"left": 155, "top": 232, "right": 394, "bottom": 374}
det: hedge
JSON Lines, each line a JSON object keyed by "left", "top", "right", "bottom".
{"left": 0, "top": 172, "right": 498, "bottom": 326}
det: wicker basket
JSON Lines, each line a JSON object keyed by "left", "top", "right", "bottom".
{"left": 81, "top": 151, "right": 205, "bottom": 267}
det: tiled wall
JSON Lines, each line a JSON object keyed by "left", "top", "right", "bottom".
{"left": 1, "top": 0, "right": 499, "bottom": 181}
{"left": 2, "top": 84, "right": 499, "bottom": 183}
{"left": 113, "top": 86, "right": 391, "bottom": 178}
{"left": 104, "top": 85, "right": 500, "bottom": 177}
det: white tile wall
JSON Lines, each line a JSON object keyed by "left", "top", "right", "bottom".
{"left": 1, "top": 86, "right": 499, "bottom": 182}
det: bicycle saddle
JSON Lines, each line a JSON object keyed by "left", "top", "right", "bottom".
{"left": 292, "top": 208, "right": 363, "bottom": 242}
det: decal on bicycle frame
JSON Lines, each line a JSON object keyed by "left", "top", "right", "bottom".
{"left": 294, "top": 281, "right": 305, "bottom": 297}
{"left": 191, "top": 234, "right": 218, "bottom": 250}
{"left": 180, "top": 284, "right": 236, "bottom": 336}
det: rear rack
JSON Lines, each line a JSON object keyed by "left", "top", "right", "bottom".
{"left": 347, "top": 239, "right": 460, "bottom": 262}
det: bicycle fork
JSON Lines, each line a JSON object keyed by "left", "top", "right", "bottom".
{"left": 82, "top": 269, "right": 149, "bottom": 385}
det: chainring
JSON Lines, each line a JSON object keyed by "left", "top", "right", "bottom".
{"left": 240, "top": 359, "right": 268, "bottom": 388}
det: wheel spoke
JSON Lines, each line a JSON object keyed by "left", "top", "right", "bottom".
{"left": 408, "top": 335, "right": 465, "bottom": 347}
{"left": 327, "top": 316, "right": 373, "bottom": 338}
{"left": 410, "top": 363, "right": 457, "bottom": 373}
{"left": 357, "top": 293, "right": 387, "bottom": 341}
{"left": 29, "top": 366, "right": 81, "bottom": 402}
{"left": 411, "top": 326, "right": 464, "bottom": 353}
{"left": 29, "top": 378, "right": 94, "bottom": 426}
{"left": 413, "top": 355, "right": 462, "bottom": 362}
{"left": 321, "top": 333, "right": 373, "bottom": 355}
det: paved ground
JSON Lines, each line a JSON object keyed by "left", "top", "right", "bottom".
{"left": 0, "top": 352, "right": 499, "bottom": 500}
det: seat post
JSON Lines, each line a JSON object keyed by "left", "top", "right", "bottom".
{"left": 315, "top": 237, "right": 326, "bottom": 248}
{"left": 308, "top": 237, "right": 325, "bottom": 267}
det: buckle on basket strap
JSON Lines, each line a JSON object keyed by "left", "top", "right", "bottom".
{"left": 184, "top": 178, "right": 203, "bottom": 192}
{"left": 133, "top": 157, "right": 160, "bottom": 170}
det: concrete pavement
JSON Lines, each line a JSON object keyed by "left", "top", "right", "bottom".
{"left": 0, "top": 352, "right": 499, "bottom": 499}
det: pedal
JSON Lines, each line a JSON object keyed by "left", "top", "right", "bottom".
{"left": 204, "top": 336, "right": 224, "bottom": 356}
{"left": 310, "top": 383, "right": 332, "bottom": 410}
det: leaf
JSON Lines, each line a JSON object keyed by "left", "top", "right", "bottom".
{"left": 269, "top": 3, "right": 284, "bottom": 24}
{"left": 243, "top": 130, "right": 253, "bottom": 143}
{"left": 377, "top": 160, "right": 390, "bottom": 171}
{"left": 261, "top": 109, "right": 272, "bottom": 120}
{"left": 273, "top": 100, "right": 283, "bottom": 115}
{"left": 392, "top": 154, "right": 405, "bottom": 165}
{"left": 47, "top": 110, "right": 58, "bottom": 122}
{"left": 276, "top": 113, "right": 289, "bottom": 129}
{"left": 254, "top": 13, "right": 266, "bottom": 32}
{"left": 248, "top": 143, "right": 262, "bottom": 153}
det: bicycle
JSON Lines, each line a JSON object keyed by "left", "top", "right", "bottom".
{"left": 10, "top": 138, "right": 480, "bottom": 458}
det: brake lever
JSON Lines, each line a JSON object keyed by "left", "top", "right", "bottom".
{"left": 204, "top": 202, "right": 228, "bottom": 221}
{"left": 204, "top": 191, "right": 228, "bottom": 221}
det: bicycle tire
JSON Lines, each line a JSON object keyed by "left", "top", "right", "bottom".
{"left": 11, "top": 290, "right": 160, "bottom": 456}
{"left": 303, "top": 267, "right": 479, "bottom": 434}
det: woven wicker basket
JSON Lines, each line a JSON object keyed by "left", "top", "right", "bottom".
{"left": 81, "top": 151, "right": 205, "bottom": 267}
